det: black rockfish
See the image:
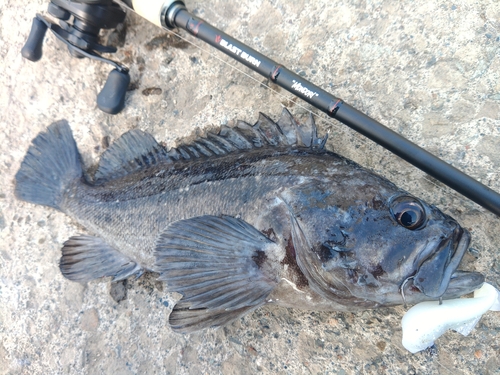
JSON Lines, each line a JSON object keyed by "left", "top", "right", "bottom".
{"left": 15, "top": 109, "right": 484, "bottom": 332}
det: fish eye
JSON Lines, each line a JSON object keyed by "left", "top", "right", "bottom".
{"left": 390, "top": 196, "right": 426, "bottom": 230}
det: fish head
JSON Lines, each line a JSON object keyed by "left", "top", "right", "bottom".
{"left": 287, "top": 174, "right": 484, "bottom": 308}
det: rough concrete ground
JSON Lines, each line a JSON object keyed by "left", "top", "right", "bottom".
{"left": 1, "top": 0, "right": 500, "bottom": 374}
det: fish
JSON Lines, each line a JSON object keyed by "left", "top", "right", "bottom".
{"left": 15, "top": 109, "right": 484, "bottom": 333}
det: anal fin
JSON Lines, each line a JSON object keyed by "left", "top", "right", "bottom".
{"left": 60, "top": 235, "right": 143, "bottom": 283}
{"left": 155, "top": 215, "right": 282, "bottom": 332}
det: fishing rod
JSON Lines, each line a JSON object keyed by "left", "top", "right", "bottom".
{"left": 21, "top": 0, "right": 500, "bottom": 217}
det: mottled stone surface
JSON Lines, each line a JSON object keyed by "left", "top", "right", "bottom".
{"left": 1, "top": 1, "right": 499, "bottom": 374}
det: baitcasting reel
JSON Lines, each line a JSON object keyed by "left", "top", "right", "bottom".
{"left": 22, "top": 0, "right": 130, "bottom": 114}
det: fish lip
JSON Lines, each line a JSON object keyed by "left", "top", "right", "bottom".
{"left": 413, "top": 226, "right": 471, "bottom": 298}
{"left": 441, "top": 270, "right": 485, "bottom": 299}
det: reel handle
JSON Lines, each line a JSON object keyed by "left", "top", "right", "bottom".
{"left": 21, "top": 17, "right": 48, "bottom": 62}
{"left": 21, "top": 1, "right": 128, "bottom": 114}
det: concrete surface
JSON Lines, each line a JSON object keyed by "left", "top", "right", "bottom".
{"left": 1, "top": 0, "right": 500, "bottom": 374}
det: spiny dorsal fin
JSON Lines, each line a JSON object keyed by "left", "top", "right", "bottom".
{"left": 254, "top": 112, "right": 289, "bottom": 146}
{"left": 235, "top": 120, "right": 266, "bottom": 147}
{"left": 95, "top": 109, "right": 327, "bottom": 183}
{"left": 95, "top": 129, "right": 171, "bottom": 183}
{"left": 276, "top": 108, "right": 300, "bottom": 145}
{"left": 171, "top": 108, "right": 326, "bottom": 155}
{"left": 206, "top": 132, "right": 237, "bottom": 153}
{"left": 218, "top": 126, "right": 253, "bottom": 150}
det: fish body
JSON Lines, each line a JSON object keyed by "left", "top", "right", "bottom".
{"left": 15, "top": 109, "right": 484, "bottom": 332}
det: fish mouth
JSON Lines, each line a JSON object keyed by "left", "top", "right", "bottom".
{"left": 441, "top": 270, "right": 485, "bottom": 299}
{"left": 412, "top": 226, "right": 474, "bottom": 298}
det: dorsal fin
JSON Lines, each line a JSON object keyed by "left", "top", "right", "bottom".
{"left": 95, "top": 129, "right": 171, "bottom": 183}
{"left": 218, "top": 126, "right": 253, "bottom": 149}
{"left": 206, "top": 132, "right": 237, "bottom": 153}
{"left": 254, "top": 112, "right": 289, "bottom": 146}
{"left": 276, "top": 108, "right": 300, "bottom": 145}
{"left": 235, "top": 120, "right": 266, "bottom": 148}
{"left": 95, "top": 109, "right": 327, "bottom": 183}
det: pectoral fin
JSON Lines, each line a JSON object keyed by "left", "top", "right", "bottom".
{"left": 155, "top": 215, "right": 281, "bottom": 332}
{"left": 60, "top": 235, "right": 143, "bottom": 282}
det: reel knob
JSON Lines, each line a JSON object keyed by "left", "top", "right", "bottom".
{"left": 21, "top": 17, "right": 48, "bottom": 62}
{"left": 97, "top": 69, "right": 131, "bottom": 114}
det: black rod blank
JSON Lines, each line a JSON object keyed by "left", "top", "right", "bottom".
{"left": 169, "top": 7, "right": 500, "bottom": 217}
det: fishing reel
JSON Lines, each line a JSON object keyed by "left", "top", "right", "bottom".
{"left": 22, "top": 0, "right": 130, "bottom": 114}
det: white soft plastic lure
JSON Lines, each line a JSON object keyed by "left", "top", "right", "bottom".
{"left": 402, "top": 283, "right": 500, "bottom": 353}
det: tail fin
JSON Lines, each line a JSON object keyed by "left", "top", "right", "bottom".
{"left": 15, "top": 120, "right": 82, "bottom": 211}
